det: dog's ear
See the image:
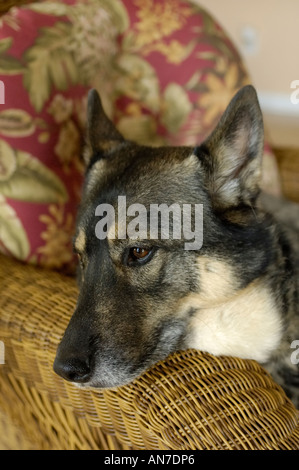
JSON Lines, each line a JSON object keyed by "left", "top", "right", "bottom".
{"left": 194, "top": 85, "right": 264, "bottom": 210}
{"left": 83, "top": 89, "right": 124, "bottom": 165}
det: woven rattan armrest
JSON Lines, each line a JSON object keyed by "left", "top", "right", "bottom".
{"left": 0, "top": 254, "right": 298, "bottom": 450}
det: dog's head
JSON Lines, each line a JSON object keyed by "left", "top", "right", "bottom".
{"left": 54, "top": 85, "right": 269, "bottom": 388}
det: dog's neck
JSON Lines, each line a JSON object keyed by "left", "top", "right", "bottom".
{"left": 182, "top": 277, "right": 283, "bottom": 364}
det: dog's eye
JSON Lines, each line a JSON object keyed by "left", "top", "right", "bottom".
{"left": 132, "top": 247, "right": 149, "bottom": 259}
{"left": 127, "top": 247, "right": 153, "bottom": 265}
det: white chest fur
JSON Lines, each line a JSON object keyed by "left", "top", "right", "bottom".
{"left": 184, "top": 278, "right": 283, "bottom": 364}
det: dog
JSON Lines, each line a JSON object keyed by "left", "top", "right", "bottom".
{"left": 54, "top": 85, "right": 299, "bottom": 408}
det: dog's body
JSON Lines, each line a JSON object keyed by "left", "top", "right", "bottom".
{"left": 54, "top": 86, "right": 299, "bottom": 408}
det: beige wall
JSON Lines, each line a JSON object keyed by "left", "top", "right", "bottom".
{"left": 194, "top": 0, "right": 299, "bottom": 146}
{"left": 195, "top": 0, "right": 299, "bottom": 94}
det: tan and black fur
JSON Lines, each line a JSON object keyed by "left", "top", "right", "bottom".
{"left": 54, "top": 86, "right": 299, "bottom": 407}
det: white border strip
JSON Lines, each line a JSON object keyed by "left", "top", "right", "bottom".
{"left": 258, "top": 91, "right": 299, "bottom": 117}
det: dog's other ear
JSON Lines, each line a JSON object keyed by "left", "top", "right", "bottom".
{"left": 194, "top": 85, "right": 264, "bottom": 210}
{"left": 84, "top": 89, "right": 124, "bottom": 165}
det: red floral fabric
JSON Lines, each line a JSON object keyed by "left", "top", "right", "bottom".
{"left": 0, "top": 0, "right": 281, "bottom": 271}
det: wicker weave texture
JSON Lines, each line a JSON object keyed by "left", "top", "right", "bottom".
{"left": 0, "top": 254, "right": 299, "bottom": 450}
{"left": 274, "top": 147, "right": 299, "bottom": 203}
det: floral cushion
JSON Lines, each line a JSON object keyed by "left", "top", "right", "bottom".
{"left": 0, "top": 0, "right": 119, "bottom": 271}
{"left": 0, "top": 0, "right": 281, "bottom": 271}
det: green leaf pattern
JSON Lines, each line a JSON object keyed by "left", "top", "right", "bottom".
{"left": 22, "top": 0, "right": 129, "bottom": 111}
{"left": 0, "top": 38, "right": 26, "bottom": 74}
{"left": 0, "top": 138, "right": 68, "bottom": 258}
{"left": 0, "top": 140, "right": 68, "bottom": 203}
{"left": 0, "top": 194, "right": 30, "bottom": 260}
{"left": 161, "top": 83, "right": 192, "bottom": 134}
{"left": 23, "top": 22, "right": 75, "bottom": 112}
{"left": 0, "top": 0, "right": 193, "bottom": 134}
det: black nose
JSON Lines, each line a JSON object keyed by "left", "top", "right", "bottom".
{"left": 53, "top": 356, "right": 92, "bottom": 383}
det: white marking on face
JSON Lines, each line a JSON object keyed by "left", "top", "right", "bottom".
{"left": 75, "top": 229, "right": 86, "bottom": 253}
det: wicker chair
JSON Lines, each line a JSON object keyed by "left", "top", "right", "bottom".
{"left": 0, "top": 0, "right": 299, "bottom": 450}
{"left": 1, "top": 253, "right": 299, "bottom": 450}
